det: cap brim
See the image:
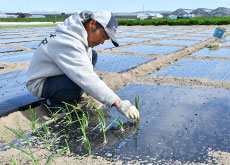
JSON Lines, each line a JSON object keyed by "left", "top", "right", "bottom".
{"left": 105, "top": 28, "right": 119, "bottom": 47}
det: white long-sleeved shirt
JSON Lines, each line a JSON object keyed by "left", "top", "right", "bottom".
{"left": 26, "top": 12, "right": 119, "bottom": 107}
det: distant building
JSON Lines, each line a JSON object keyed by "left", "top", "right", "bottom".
{"left": 210, "top": 7, "right": 230, "bottom": 17}
{"left": 171, "top": 8, "right": 192, "bottom": 15}
{"left": 170, "top": 8, "right": 194, "bottom": 19}
{"left": 190, "top": 8, "right": 212, "bottom": 17}
{"left": 170, "top": 7, "right": 230, "bottom": 18}
{"left": 31, "top": 15, "right": 46, "bottom": 18}
{"left": 168, "top": 15, "right": 177, "bottom": 19}
{"left": 113, "top": 12, "right": 137, "bottom": 19}
{"left": 137, "top": 13, "right": 148, "bottom": 20}
{"left": 137, "top": 13, "right": 163, "bottom": 20}
{"left": 0, "top": 11, "right": 17, "bottom": 18}
{"left": 149, "top": 13, "right": 164, "bottom": 19}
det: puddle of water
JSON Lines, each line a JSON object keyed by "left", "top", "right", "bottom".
{"left": 10, "top": 41, "right": 40, "bottom": 49}
{"left": 151, "top": 39, "right": 200, "bottom": 46}
{"left": 94, "top": 53, "right": 154, "bottom": 73}
{"left": 150, "top": 59, "right": 230, "bottom": 81}
{"left": 0, "top": 51, "right": 34, "bottom": 62}
{"left": 117, "top": 45, "right": 183, "bottom": 55}
{"left": 0, "top": 47, "right": 23, "bottom": 53}
{"left": 98, "top": 84, "right": 230, "bottom": 163}
{"left": 118, "top": 37, "right": 153, "bottom": 43}
{"left": 94, "top": 43, "right": 130, "bottom": 50}
{"left": 173, "top": 36, "right": 210, "bottom": 41}
{"left": 191, "top": 48, "right": 230, "bottom": 57}
{"left": 0, "top": 70, "right": 41, "bottom": 116}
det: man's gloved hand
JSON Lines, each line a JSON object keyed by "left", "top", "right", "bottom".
{"left": 116, "top": 100, "right": 139, "bottom": 119}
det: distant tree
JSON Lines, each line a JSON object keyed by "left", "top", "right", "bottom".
{"left": 61, "top": 12, "right": 65, "bottom": 20}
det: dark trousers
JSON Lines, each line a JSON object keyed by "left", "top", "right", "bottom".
{"left": 41, "top": 49, "right": 98, "bottom": 107}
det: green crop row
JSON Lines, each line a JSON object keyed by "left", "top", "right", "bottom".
{"left": 118, "top": 17, "right": 230, "bottom": 26}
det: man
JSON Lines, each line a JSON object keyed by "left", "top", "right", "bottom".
{"left": 26, "top": 10, "right": 139, "bottom": 119}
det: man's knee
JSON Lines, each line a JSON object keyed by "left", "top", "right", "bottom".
{"left": 41, "top": 74, "right": 83, "bottom": 104}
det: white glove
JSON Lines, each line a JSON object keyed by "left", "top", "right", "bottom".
{"left": 116, "top": 100, "right": 139, "bottom": 119}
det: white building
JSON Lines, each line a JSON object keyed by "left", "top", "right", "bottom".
{"left": 0, "top": 11, "right": 17, "bottom": 18}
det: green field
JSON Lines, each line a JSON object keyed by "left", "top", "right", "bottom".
{"left": 0, "top": 17, "right": 229, "bottom": 28}
{"left": 118, "top": 17, "right": 230, "bottom": 26}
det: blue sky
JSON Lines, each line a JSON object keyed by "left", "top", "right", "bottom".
{"left": 2, "top": 0, "right": 230, "bottom": 13}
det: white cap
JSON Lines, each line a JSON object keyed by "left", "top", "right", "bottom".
{"left": 91, "top": 10, "right": 119, "bottom": 47}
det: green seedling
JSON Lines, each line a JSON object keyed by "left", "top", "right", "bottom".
{"left": 0, "top": 158, "right": 17, "bottom": 165}
{"left": 45, "top": 146, "right": 68, "bottom": 165}
{"left": 62, "top": 102, "right": 86, "bottom": 125}
{"left": 29, "top": 106, "right": 38, "bottom": 133}
{"left": 73, "top": 107, "right": 91, "bottom": 155}
{"left": 36, "top": 130, "right": 51, "bottom": 150}
{"left": 65, "top": 139, "right": 70, "bottom": 154}
{"left": 113, "top": 117, "right": 124, "bottom": 133}
{"left": 44, "top": 104, "right": 63, "bottom": 122}
{"left": 36, "top": 129, "right": 67, "bottom": 150}
{"left": 93, "top": 104, "right": 121, "bottom": 144}
{"left": 37, "top": 118, "right": 50, "bottom": 135}
{"left": 9, "top": 144, "right": 38, "bottom": 165}
{"left": 93, "top": 105, "right": 107, "bottom": 143}
{"left": 63, "top": 102, "right": 74, "bottom": 125}
{"left": 3, "top": 125, "right": 38, "bottom": 164}
{"left": 3, "top": 125, "right": 32, "bottom": 147}
{"left": 135, "top": 95, "right": 140, "bottom": 121}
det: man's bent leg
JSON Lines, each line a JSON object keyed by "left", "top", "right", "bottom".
{"left": 42, "top": 74, "right": 84, "bottom": 107}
